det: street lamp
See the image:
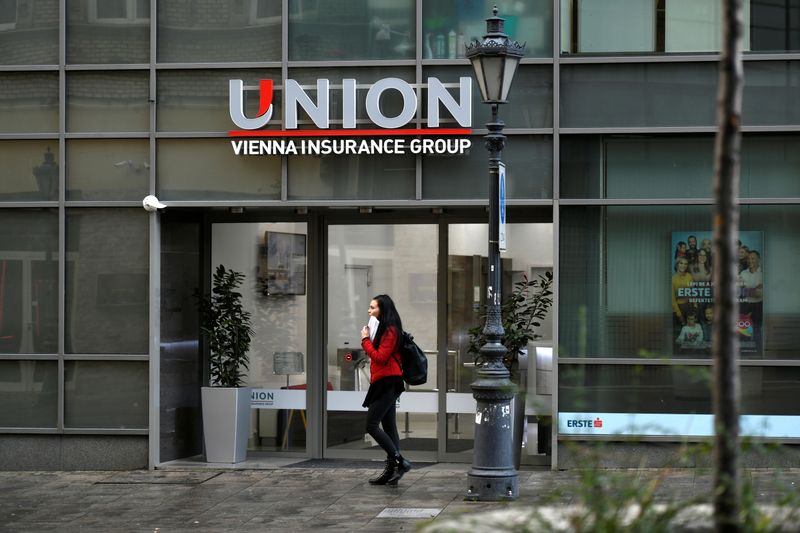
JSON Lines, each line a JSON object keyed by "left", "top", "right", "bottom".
{"left": 33, "top": 147, "right": 58, "bottom": 199}
{"left": 465, "top": 6, "right": 524, "bottom": 502}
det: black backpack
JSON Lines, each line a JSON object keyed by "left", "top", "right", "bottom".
{"left": 396, "top": 331, "right": 428, "bottom": 386}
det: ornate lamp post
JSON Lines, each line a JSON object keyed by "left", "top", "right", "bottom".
{"left": 33, "top": 147, "right": 58, "bottom": 199}
{"left": 465, "top": 6, "right": 524, "bottom": 502}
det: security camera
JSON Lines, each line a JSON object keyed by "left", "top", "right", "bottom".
{"left": 142, "top": 195, "right": 167, "bottom": 212}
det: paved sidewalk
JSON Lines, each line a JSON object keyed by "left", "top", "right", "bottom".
{"left": 0, "top": 458, "right": 797, "bottom": 532}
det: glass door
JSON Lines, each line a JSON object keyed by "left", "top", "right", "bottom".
{"left": 445, "top": 223, "right": 554, "bottom": 464}
{"left": 325, "top": 223, "right": 438, "bottom": 460}
{"left": 211, "top": 221, "right": 309, "bottom": 453}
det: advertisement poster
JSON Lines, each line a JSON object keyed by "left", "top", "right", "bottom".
{"left": 671, "top": 231, "right": 763, "bottom": 354}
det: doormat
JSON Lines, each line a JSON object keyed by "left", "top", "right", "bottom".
{"left": 371, "top": 437, "right": 473, "bottom": 454}
{"left": 285, "top": 459, "right": 434, "bottom": 469}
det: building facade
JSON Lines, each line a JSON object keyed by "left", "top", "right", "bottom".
{"left": 1, "top": 0, "right": 799, "bottom": 470}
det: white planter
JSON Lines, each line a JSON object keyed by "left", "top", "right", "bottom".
{"left": 201, "top": 386, "right": 251, "bottom": 463}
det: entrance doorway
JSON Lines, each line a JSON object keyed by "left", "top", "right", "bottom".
{"left": 188, "top": 210, "right": 554, "bottom": 465}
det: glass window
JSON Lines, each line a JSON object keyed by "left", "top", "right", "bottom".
{"left": 211, "top": 222, "right": 308, "bottom": 453}
{"left": 422, "top": 0, "right": 552, "bottom": 58}
{"left": 66, "top": 140, "right": 150, "bottom": 201}
{"left": 160, "top": 220, "right": 201, "bottom": 461}
{"left": 92, "top": 0, "right": 150, "bottom": 22}
{"left": 288, "top": 0, "right": 414, "bottom": 61}
{"left": 560, "top": 63, "right": 717, "bottom": 128}
{"left": 288, "top": 67, "right": 415, "bottom": 129}
{"left": 561, "top": 0, "right": 657, "bottom": 54}
{"left": 559, "top": 205, "right": 800, "bottom": 360}
{"left": 66, "top": 209, "right": 149, "bottom": 355}
{"left": 560, "top": 365, "right": 800, "bottom": 416}
{"left": 447, "top": 223, "right": 554, "bottom": 454}
{"left": 157, "top": 139, "right": 281, "bottom": 201}
{"left": 560, "top": 0, "right": 764, "bottom": 54}
{"left": 0, "top": 360, "right": 57, "bottom": 427}
{"left": 423, "top": 135, "right": 551, "bottom": 199}
{"left": 423, "top": 66, "right": 553, "bottom": 129}
{"left": 288, "top": 150, "right": 415, "bottom": 200}
{"left": 751, "top": 0, "right": 800, "bottom": 52}
{"left": 561, "top": 134, "right": 800, "bottom": 199}
{"left": 743, "top": 61, "right": 800, "bottom": 126}
{"left": 67, "top": 71, "right": 150, "bottom": 132}
{"left": 64, "top": 361, "right": 148, "bottom": 428}
{"left": 0, "top": 209, "right": 58, "bottom": 354}
{"left": 0, "top": 0, "right": 58, "bottom": 65}
{"left": 564, "top": 61, "right": 800, "bottom": 128}
{"left": 326, "top": 224, "right": 437, "bottom": 456}
{"left": 0, "top": 72, "right": 58, "bottom": 133}
{"left": 157, "top": 69, "right": 281, "bottom": 132}
{"left": 157, "top": 0, "right": 280, "bottom": 63}
{"left": 67, "top": 0, "right": 149, "bottom": 64}
{"left": 0, "top": 141, "right": 59, "bottom": 201}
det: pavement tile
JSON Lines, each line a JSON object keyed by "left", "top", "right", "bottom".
{"left": 0, "top": 465, "right": 797, "bottom": 532}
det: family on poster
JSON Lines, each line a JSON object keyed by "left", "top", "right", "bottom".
{"left": 671, "top": 231, "right": 763, "bottom": 354}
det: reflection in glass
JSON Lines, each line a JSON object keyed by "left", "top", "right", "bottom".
{"left": 66, "top": 209, "right": 149, "bottom": 354}
{"left": 67, "top": 71, "right": 149, "bottom": 132}
{"left": 0, "top": 361, "right": 57, "bottom": 427}
{"left": 160, "top": 220, "right": 202, "bottom": 461}
{"left": 560, "top": 365, "right": 800, "bottom": 416}
{"left": 288, "top": 151, "right": 415, "bottom": 200}
{"left": 560, "top": 64, "right": 717, "bottom": 128}
{"left": 561, "top": 134, "right": 800, "bottom": 200}
{"left": 0, "top": 72, "right": 59, "bottom": 133}
{"left": 212, "top": 222, "right": 308, "bottom": 452}
{"left": 158, "top": 0, "right": 280, "bottom": 63}
{"left": 0, "top": 0, "right": 58, "bottom": 65}
{"left": 157, "top": 139, "right": 281, "bottom": 201}
{"left": 423, "top": 135, "right": 551, "bottom": 199}
{"left": 0, "top": 209, "right": 58, "bottom": 355}
{"left": 66, "top": 139, "right": 149, "bottom": 201}
{"left": 561, "top": 0, "right": 800, "bottom": 54}
{"left": 423, "top": 0, "right": 552, "bottom": 58}
{"left": 67, "top": 0, "right": 149, "bottom": 64}
{"left": 65, "top": 361, "right": 148, "bottom": 428}
{"left": 743, "top": 62, "right": 800, "bottom": 126}
{"left": 559, "top": 205, "right": 800, "bottom": 360}
{"left": 0, "top": 141, "right": 59, "bottom": 201}
{"left": 289, "top": 0, "right": 414, "bottom": 60}
{"left": 157, "top": 69, "right": 281, "bottom": 132}
{"left": 327, "top": 224, "right": 437, "bottom": 455}
{"left": 561, "top": 0, "right": 760, "bottom": 54}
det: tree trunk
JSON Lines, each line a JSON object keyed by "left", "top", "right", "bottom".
{"left": 712, "top": 0, "right": 744, "bottom": 531}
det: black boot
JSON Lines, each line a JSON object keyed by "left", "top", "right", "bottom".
{"left": 386, "top": 454, "right": 411, "bottom": 485}
{"left": 369, "top": 457, "right": 395, "bottom": 485}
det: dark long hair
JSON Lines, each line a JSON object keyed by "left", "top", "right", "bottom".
{"left": 372, "top": 294, "right": 403, "bottom": 351}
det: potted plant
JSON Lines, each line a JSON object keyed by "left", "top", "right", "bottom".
{"left": 468, "top": 271, "right": 554, "bottom": 375}
{"left": 197, "top": 265, "right": 254, "bottom": 463}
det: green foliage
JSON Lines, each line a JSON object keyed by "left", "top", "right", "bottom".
{"left": 197, "top": 265, "right": 253, "bottom": 388}
{"left": 468, "top": 271, "right": 553, "bottom": 369}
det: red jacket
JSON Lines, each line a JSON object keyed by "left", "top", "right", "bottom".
{"left": 361, "top": 326, "right": 402, "bottom": 383}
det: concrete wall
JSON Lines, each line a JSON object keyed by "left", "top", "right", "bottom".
{"left": 0, "top": 435, "right": 147, "bottom": 470}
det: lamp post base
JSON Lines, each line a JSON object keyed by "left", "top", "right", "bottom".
{"left": 465, "top": 468, "right": 519, "bottom": 501}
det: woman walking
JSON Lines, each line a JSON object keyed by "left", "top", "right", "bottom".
{"left": 360, "top": 294, "right": 412, "bottom": 485}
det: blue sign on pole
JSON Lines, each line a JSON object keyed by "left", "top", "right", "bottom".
{"left": 498, "top": 162, "right": 506, "bottom": 252}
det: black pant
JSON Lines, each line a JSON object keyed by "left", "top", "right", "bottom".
{"left": 365, "top": 387, "right": 401, "bottom": 457}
